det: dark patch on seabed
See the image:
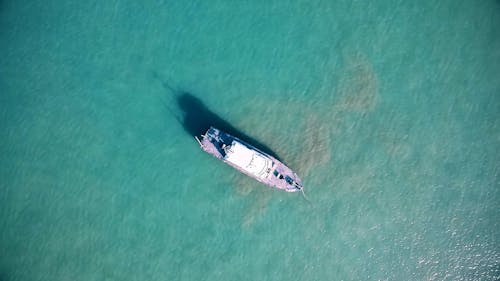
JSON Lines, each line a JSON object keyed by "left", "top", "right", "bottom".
{"left": 152, "top": 71, "right": 281, "bottom": 160}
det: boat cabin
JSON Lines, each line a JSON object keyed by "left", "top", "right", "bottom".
{"left": 223, "top": 141, "right": 273, "bottom": 179}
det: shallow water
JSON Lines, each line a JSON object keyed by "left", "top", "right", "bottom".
{"left": 1, "top": 1, "right": 499, "bottom": 280}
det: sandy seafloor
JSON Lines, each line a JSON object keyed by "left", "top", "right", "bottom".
{"left": 1, "top": 1, "right": 499, "bottom": 280}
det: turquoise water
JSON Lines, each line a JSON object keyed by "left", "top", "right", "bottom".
{"left": 1, "top": 0, "right": 499, "bottom": 280}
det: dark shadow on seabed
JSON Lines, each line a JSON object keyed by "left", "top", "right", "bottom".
{"left": 152, "top": 72, "right": 281, "bottom": 160}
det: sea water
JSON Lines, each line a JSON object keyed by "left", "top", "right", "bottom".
{"left": 0, "top": 1, "right": 499, "bottom": 280}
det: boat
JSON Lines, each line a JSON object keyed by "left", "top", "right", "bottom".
{"left": 195, "top": 126, "right": 303, "bottom": 192}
